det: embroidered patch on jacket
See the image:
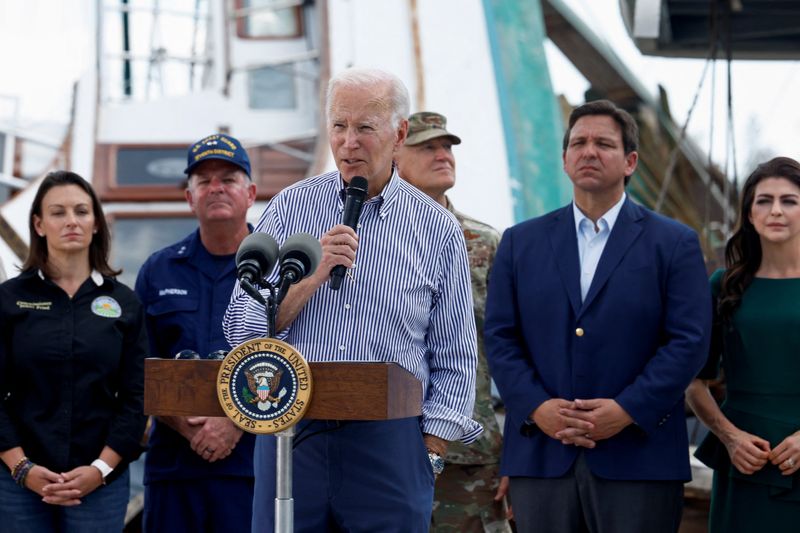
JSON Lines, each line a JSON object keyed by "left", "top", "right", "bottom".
{"left": 16, "top": 300, "right": 52, "bottom": 311}
{"left": 158, "top": 288, "right": 188, "bottom": 296}
{"left": 91, "top": 296, "right": 122, "bottom": 318}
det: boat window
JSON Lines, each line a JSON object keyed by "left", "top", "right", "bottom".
{"left": 92, "top": 144, "right": 189, "bottom": 202}
{"left": 237, "top": 0, "right": 303, "bottom": 39}
{"left": 248, "top": 66, "right": 297, "bottom": 109}
{"left": 93, "top": 141, "right": 313, "bottom": 202}
{"left": 116, "top": 147, "right": 187, "bottom": 187}
{"left": 110, "top": 216, "right": 199, "bottom": 288}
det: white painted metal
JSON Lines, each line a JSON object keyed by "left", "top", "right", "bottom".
{"left": 326, "top": 0, "right": 514, "bottom": 230}
{"left": 632, "top": 0, "right": 662, "bottom": 40}
{"left": 0, "top": 0, "right": 519, "bottom": 279}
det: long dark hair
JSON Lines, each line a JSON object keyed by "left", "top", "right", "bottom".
{"left": 719, "top": 157, "right": 800, "bottom": 319}
{"left": 22, "top": 170, "right": 121, "bottom": 277}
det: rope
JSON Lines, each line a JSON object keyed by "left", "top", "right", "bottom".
{"left": 653, "top": 54, "right": 714, "bottom": 213}
{"left": 723, "top": 5, "right": 737, "bottom": 237}
{"left": 654, "top": 2, "right": 720, "bottom": 214}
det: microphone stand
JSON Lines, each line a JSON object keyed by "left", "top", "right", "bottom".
{"left": 240, "top": 272, "right": 296, "bottom": 532}
{"left": 249, "top": 278, "right": 293, "bottom": 533}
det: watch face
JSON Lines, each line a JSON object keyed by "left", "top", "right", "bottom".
{"left": 428, "top": 452, "right": 445, "bottom": 475}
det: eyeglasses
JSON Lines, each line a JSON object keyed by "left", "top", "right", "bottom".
{"left": 174, "top": 349, "right": 228, "bottom": 360}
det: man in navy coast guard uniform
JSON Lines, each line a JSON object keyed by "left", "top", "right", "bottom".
{"left": 135, "top": 133, "right": 257, "bottom": 532}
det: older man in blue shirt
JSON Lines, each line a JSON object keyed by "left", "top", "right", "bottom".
{"left": 224, "top": 68, "right": 479, "bottom": 533}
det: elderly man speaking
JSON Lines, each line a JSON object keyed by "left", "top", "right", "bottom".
{"left": 224, "top": 68, "right": 480, "bottom": 533}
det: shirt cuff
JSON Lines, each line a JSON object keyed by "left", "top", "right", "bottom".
{"left": 421, "top": 407, "right": 484, "bottom": 445}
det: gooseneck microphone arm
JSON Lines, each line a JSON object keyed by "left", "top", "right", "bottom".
{"left": 276, "top": 262, "right": 301, "bottom": 305}
{"left": 235, "top": 232, "right": 280, "bottom": 337}
{"left": 265, "top": 285, "right": 278, "bottom": 339}
{"left": 240, "top": 281, "right": 277, "bottom": 338}
{"left": 329, "top": 176, "right": 368, "bottom": 290}
{"left": 240, "top": 278, "right": 267, "bottom": 307}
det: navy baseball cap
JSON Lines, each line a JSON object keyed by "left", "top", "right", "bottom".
{"left": 184, "top": 133, "right": 252, "bottom": 178}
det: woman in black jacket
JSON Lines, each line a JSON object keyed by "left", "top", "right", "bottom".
{"left": 0, "top": 171, "right": 147, "bottom": 532}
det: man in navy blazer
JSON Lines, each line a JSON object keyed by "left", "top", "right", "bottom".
{"left": 485, "top": 100, "right": 711, "bottom": 532}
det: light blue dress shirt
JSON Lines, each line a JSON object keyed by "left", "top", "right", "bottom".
{"left": 572, "top": 193, "right": 627, "bottom": 302}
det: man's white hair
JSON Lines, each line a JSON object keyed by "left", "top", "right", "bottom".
{"left": 326, "top": 68, "right": 410, "bottom": 129}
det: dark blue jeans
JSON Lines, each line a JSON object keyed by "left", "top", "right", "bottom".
{"left": 252, "top": 417, "right": 435, "bottom": 533}
{"left": 0, "top": 467, "right": 129, "bottom": 533}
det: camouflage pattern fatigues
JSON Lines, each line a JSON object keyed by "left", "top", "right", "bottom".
{"left": 431, "top": 200, "right": 511, "bottom": 533}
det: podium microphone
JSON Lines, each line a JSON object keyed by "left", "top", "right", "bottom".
{"left": 330, "top": 176, "right": 368, "bottom": 290}
{"left": 276, "top": 233, "right": 322, "bottom": 304}
{"left": 236, "top": 232, "right": 279, "bottom": 305}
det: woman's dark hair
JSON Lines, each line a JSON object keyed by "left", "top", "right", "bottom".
{"left": 719, "top": 156, "right": 800, "bottom": 319}
{"left": 22, "top": 170, "right": 121, "bottom": 277}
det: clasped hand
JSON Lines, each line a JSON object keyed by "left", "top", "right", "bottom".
{"left": 28, "top": 465, "right": 103, "bottom": 506}
{"left": 725, "top": 429, "right": 800, "bottom": 477}
{"left": 187, "top": 416, "right": 243, "bottom": 462}
{"left": 532, "top": 398, "right": 633, "bottom": 448}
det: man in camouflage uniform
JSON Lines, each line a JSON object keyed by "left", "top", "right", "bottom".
{"left": 396, "top": 112, "right": 512, "bottom": 533}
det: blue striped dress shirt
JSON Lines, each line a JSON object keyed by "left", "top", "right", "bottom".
{"left": 223, "top": 169, "right": 481, "bottom": 444}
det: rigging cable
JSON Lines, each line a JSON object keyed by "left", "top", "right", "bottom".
{"left": 653, "top": 51, "right": 715, "bottom": 213}
{"left": 705, "top": 33, "right": 716, "bottom": 245}
{"left": 723, "top": 4, "right": 737, "bottom": 237}
{"left": 654, "top": 4, "right": 719, "bottom": 215}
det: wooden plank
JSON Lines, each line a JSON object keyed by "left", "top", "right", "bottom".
{"left": 144, "top": 359, "right": 422, "bottom": 421}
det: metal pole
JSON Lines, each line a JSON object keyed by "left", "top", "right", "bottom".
{"left": 274, "top": 426, "right": 295, "bottom": 533}
{"left": 121, "top": 0, "right": 132, "bottom": 97}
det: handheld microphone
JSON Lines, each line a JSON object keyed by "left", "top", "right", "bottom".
{"left": 236, "top": 233, "right": 279, "bottom": 306}
{"left": 330, "top": 176, "right": 368, "bottom": 290}
{"left": 276, "top": 232, "right": 323, "bottom": 304}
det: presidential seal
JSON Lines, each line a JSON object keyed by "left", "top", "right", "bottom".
{"left": 216, "top": 338, "right": 312, "bottom": 434}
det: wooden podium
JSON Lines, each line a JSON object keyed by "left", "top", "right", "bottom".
{"left": 145, "top": 357, "right": 423, "bottom": 532}
{"left": 144, "top": 359, "right": 423, "bottom": 420}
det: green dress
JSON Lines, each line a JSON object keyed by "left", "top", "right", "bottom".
{"left": 695, "top": 269, "right": 800, "bottom": 532}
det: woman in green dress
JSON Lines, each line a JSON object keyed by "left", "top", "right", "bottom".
{"left": 687, "top": 156, "right": 800, "bottom": 532}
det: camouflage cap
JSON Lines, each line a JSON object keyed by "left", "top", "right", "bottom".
{"left": 404, "top": 111, "right": 461, "bottom": 146}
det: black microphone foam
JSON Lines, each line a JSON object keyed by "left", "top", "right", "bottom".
{"left": 330, "top": 176, "right": 368, "bottom": 290}
{"left": 276, "top": 233, "right": 322, "bottom": 304}
{"left": 235, "top": 232, "right": 279, "bottom": 285}
{"left": 279, "top": 233, "right": 323, "bottom": 282}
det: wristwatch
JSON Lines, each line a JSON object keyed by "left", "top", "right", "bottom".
{"left": 427, "top": 451, "right": 445, "bottom": 476}
{"left": 91, "top": 459, "right": 113, "bottom": 483}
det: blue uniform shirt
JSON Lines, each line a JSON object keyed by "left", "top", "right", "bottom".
{"left": 135, "top": 228, "right": 255, "bottom": 482}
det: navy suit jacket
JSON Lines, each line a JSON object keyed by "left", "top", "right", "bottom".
{"left": 485, "top": 198, "right": 711, "bottom": 481}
